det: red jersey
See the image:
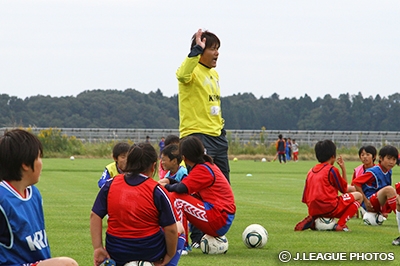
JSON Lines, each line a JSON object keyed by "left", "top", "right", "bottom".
{"left": 302, "top": 163, "right": 348, "bottom": 216}
{"left": 106, "top": 174, "right": 176, "bottom": 238}
{"left": 181, "top": 162, "right": 236, "bottom": 215}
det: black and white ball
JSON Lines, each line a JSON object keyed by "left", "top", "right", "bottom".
{"left": 200, "top": 234, "right": 228, "bottom": 254}
{"left": 124, "top": 261, "right": 154, "bottom": 266}
{"left": 242, "top": 224, "right": 268, "bottom": 248}
{"left": 314, "top": 217, "right": 336, "bottom": 231}
{"left": 363, "top": 212, "right": 386, "bottom": 226}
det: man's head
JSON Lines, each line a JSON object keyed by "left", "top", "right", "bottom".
{"left": 191, "top": 30, "right": 220, "bottom": 68}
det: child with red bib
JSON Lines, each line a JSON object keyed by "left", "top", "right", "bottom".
{"left": 295, "top": 140, "right": 363, "bottom": 231}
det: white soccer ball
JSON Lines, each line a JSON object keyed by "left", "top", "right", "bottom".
{"left": 314, "top": 217, "right": 336, "bottom": 231}
{"left": 363, "top": 212, "right": 386, "bottom": 226}
{"left": 261, "top": 158, "right": 266, "bottom": 162}
{"left": 200, "top": 234, "right": 229, "bottom": 254}
{"left": 242, "top": 224, "right": 268, "bottom": 248}
{"left": 124, "top": 262, "right": 154, "bottom": 266}
{"left": 70, "top": 156, "right": 75, "bottom": 160}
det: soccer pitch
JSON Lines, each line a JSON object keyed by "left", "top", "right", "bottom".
{"left": 37, "top": 158, "right": 400, "bottom": 266}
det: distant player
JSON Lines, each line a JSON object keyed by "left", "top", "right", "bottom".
{"left": 0, "top": 129, "right": 78, "bottom": 266}
{"left": 97, "top": 142, "right": 130, "bottom": 188}
{"left": 275, "top": 134, "right": 286, "bottom": 164}
{"left": 291, "top": 139, "right": 299, "bottom": 162}
{"left": 352, "top": 145, "right": 400, "bottom": 245}
{"left": 295, "top": 140, "right": 363, "bottom": 231}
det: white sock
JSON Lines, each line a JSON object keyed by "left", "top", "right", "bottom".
{"left": 396, "top": 211, "right": 400, "bottom": 233}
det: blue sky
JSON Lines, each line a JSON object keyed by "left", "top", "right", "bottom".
{"left": 1, "top": 0, "right": 399, "bottom": 100}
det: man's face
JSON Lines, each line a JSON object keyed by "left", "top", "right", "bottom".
{"left": 200, "top": 44, "right": 219, "bottom": 68}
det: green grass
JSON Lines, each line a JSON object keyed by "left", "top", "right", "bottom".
{"left": 36, "top": 158, "right": 400, "bottom": 265}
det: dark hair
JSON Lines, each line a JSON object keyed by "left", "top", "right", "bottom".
{"left": 179, "top": 136, "right": 213, "bottom": 164}
{"left": 161, "top": 144, "right": 182, "bottom": 164}
{"left": 378, "top": 145, "right": 399, "bottom": 162}
{"left": 125, "top": 143, "right": 158, "bottom": 175}
{"left": 165, "top": 134, "right": 180, "bottom": 146}
{"left": 358, "top": 145, "right": 377, "bottom": 162}
{"left": 190, "top": 30, "right": 220, "bottom": 51}
{"left": 0, "top": 129, "right": 43, "bottom": 181}
{"left": 278, "top": 134, "right": 283, "bottom": 139}
{"left": 314, "top": 140, "right": 336, "bottom": 163}
{"left": 112, "top": 142, "right": 130, "bottom": 159}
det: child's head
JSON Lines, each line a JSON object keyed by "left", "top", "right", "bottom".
{"left": 112, "top": 142, "right": 130, "bottom": 171}
{"left": 378, "top": 145, "right": 399, "bottom": 164}
{"left": 278, "top": 134, "right": 283, "bottom": 140}
{"left": 0, "top": 129, "right": 43, "bottom": 182}
{"left": 164, "top": 135, "right": 180, "bottom": 146}
{"left": 314, "top": 140, "right": 336, "bottom": 163}
{"left": 125, "top": 143, "right": 158, "bottom": 176}
{"left": 179, "top": 136, "right": 213, "bottom": 165}
{"left": 358, "top": 145, "right": 377, "bottom": 162}
{"left": 161, "top": 144, "right": 181, "bottom": 172}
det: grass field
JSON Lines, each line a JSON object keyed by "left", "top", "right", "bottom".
{"left": 36, "top": 158, "right": 400, "bottom": 266}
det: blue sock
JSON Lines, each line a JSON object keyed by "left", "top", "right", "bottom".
{"left": 166, "top": 234, "right": 185, "bottom": 266}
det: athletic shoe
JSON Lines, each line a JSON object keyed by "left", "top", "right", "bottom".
{"left": 392, "top": 236, "right": 400, "bottom": 246}
{"left": 294, "top": 215, "right": 315, "bottom": 231}
{"left": 333, "top": 224, "right": 349, "bottom": 232}
{"left": 181, "top": 250, "right": 189, "bottom": 255}
{"left": 191, "top": 242, "right": 200, "bottom": 249}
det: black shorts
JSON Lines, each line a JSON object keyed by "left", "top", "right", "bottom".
{"left": 189, "top": 131, "right": 230, "bottom": 183}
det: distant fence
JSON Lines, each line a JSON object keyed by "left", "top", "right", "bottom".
{"left": 4, "top": 128, "right": 400, "bottom": 148}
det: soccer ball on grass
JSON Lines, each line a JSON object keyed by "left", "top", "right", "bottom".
{"left": 363, "top": 212, "right": 386, "bottom": 226}
{"left": 314, "top": 217, "right": 336, "bottom": 231}
{"left": 242, "top": 224, "right": 268, "bottom": 248}
{"left": 200, "top": 234, "right": 229, "bottom": 254}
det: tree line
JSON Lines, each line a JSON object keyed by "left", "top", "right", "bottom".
{"left": 1, "top": 89, "right": 400, "bottom": 131}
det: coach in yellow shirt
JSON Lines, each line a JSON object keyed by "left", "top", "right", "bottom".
{"left": 176, "top": 28, "right": 230, "bottom": 184}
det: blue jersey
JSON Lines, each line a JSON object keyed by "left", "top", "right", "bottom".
{"left": 363, "top": 165, "right": 392, "bottom": 198}
{"left": 164, "top": 166, "right": 188, "bottom": 182}
{"left": 0, "top": 181, "right": 51, "bottom": 266}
